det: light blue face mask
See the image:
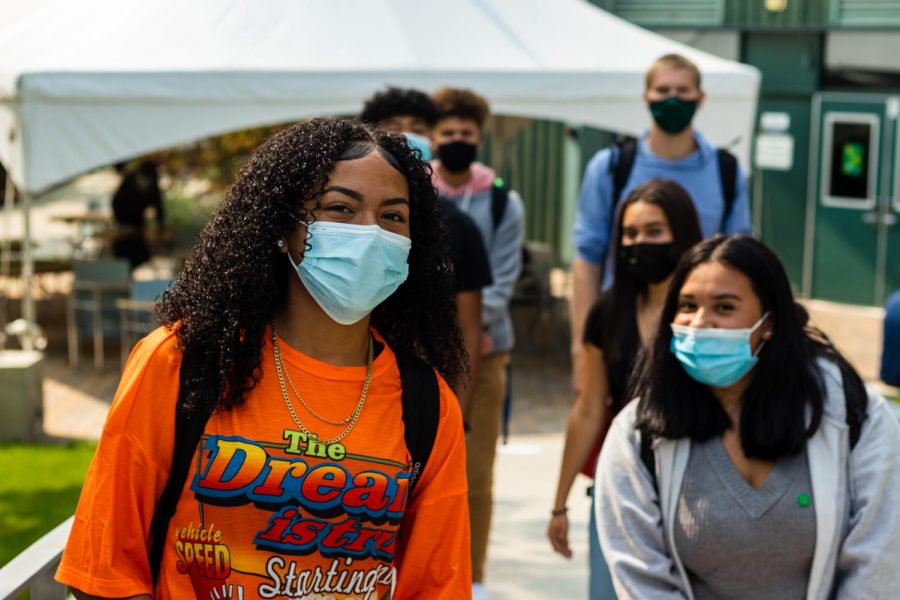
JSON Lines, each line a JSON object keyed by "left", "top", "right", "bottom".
{"left": 403, "top": 131, "right": 432, "bottom": 161}
{"left": 287, "top": 221, "right": 411, "bottom": 325}
{"left": 670, "top": 312, "right": 770, "bottom": 388}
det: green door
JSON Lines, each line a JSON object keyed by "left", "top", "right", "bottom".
{"left": 886, "top": 106, "right": 900, "bottom": 299}
{"left": 807, "top": 93, "right": 897, "bottom": 306}
{"left": 755, "top": 97, "right": 811, "bottom": 293}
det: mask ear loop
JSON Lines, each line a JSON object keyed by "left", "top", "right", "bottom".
{"left": 751, "top": 311, "right": 771, "bottom": 332}
{"left": 285, "top": 211, "right": 316, "bottom": 262}
{"left": 285, "top": 248, "right": 302, "bottom": 271}
{"left": 750, "top": 311, "right": 772, "bottom": 358}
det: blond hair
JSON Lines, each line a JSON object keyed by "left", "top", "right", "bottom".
{"left": 645, "top": 54, "right": 702, "bottom": 90}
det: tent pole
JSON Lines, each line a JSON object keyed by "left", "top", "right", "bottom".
{"left": 0, "top": 176, "right": 13, "bottom": 349}
{"left": 20, "top": 189, "right": 34, "bottom": 351}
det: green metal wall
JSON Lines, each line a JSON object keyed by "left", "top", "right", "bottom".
{"left": 727, "top": 0, "right": 828, "bottom": 29}
{"left": 480, "top": 120, "right": 617, "bottom": 267}
{"left": 482, "top": 120, "right": 571, "bottom": 265}
{"left": 595, "top": 0, "right": 723, "bottom": 27}
{"left": 594, "top": 0, "right": 900, "bottom": 28}
{"left": 743, "top": 34, "right": 823, "bottom": 292}
{"left": 831, "top": 0, "right": 900, "bottom": 26}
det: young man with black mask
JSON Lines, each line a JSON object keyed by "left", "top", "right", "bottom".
{"left": 430, "top": 86, "right": 525, "bottom": 600}
{"left": 569, "top": 53, "right": 752, "bottom": 392}
{"left": 360, "top": 87, "right": 493, "bottom": 417}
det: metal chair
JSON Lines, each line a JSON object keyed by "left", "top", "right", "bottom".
{"left": 66, "top": 259, "right": 131, "bottom": 369}
{"left": 504, "top": 242, "right": 561, "bottom": 443}
{"left": 117, "top": 278, "right": 171, "bottom": 368}
{"left": 510, "top": 241, "right": 559, "bottom": 340}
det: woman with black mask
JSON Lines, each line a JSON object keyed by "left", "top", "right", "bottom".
{"left": 548, "top": 179, "right": 702, "bottom": 599}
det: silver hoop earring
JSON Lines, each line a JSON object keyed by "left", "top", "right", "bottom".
{"left": 275, "top": 240, "right": 285, "bottom": 249}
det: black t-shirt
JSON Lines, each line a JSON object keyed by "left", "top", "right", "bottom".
{"left": 439, "top": 199, "right": 493, "bottom": 293}
{"left": 583, "top": 292, "right": 642, "bottom": 415}
{"left": 112, "top": 168, "right": 164, "bottom": 230}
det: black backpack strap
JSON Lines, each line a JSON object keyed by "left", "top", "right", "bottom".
{"left": 639, "top": 429, "right": 658, "bottom": 493}
{"left": 716, "top": 148, "right": 738, "bottom": 232}
{"left": 395, "top": 350, "right": 440, "bottom": 497}
{"left": 149, "top": 349, "right": 213, "bottom": 586}
{"left": 610, "top": 138, "right": 638, "bottom": 212}
{"left": 490, "top": 178, "right": 509, "bottom": 233}
{"left": 839, "top": 360, "right": 868, "bottom": 450}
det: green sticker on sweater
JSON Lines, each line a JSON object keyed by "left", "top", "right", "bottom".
{"left": 797, "top": 493, "right": 811, "bottom": 508}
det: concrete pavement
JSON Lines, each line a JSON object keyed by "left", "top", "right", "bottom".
{"left": 486, "top": 434, "right": 591, "bottom": 599}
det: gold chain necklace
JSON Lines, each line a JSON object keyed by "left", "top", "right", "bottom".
{"left": 270, "top": 320, "right": 373, "bottom": 444}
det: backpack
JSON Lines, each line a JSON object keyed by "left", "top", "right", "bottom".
{"left": 610, "top": 138, "right": 739, "bottom": 233}
{"left": 148, "top": 346, "right": 440, "bottom": 585}
{"left": 490, "top": 177, "right": 510, "bottom": 233}
{"left": 488, "top": 177, "right": 532, "bottom": 272}
{"left": 639, "top": 361, "right": 869, "bottom": 491}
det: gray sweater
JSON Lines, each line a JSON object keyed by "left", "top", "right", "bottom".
{"left": 595, "top": 358, "right": 900, "bottom": 600}
{"left": 674, "top": 439, "right": 816, "bottom": 599}
{"left": 437, "top": 170, "right": 524, "bottom": 353}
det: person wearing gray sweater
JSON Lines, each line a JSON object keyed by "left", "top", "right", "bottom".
{"left": 430, "top": 86, "right": 525, "bottom": 600}
{"left": 595, "top": 235, "right": 900, "bottom": 600}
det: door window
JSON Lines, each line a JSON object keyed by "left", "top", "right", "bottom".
{"left": 821, "top": 112, "right": 879, "bottom": 209}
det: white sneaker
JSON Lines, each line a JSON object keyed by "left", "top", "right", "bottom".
{"left": 472, "top": 582, "right": 490, "bottom": 600}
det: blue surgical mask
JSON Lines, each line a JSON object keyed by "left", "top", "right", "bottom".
{"left": 287, "top": 222, "right": 411, "bottom": 325}
{"left": 670, "top": 312, "right": 770, "bottom": 388}
{"left": 403, "top": 132, "right": 432, "bottom": 161}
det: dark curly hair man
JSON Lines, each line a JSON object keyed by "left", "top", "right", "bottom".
{"left": 359, "top": 86, "right": 439, "bottom": 136}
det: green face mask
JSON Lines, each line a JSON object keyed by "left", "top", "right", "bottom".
{"left": 649, "top": 96, "right": 698, "bottom": 134}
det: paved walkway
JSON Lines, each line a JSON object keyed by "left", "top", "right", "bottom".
{"left": 488, "top": 434, "right": 591, "bottom": 599}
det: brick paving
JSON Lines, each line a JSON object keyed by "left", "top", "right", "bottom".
{"left": 41, "top": 354, "right": 118, "bottom": 441}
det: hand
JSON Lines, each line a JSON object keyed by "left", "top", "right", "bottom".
{"left": 480, "top": 330, "right": 495, "bottom": 356}
{"left": 547, "top": 513, "right": 572, "bottom": 558}
{"left": 570, "top": 343, "right": 583, "bottom": 396}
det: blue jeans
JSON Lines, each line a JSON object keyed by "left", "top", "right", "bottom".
{"left": 588, "top": 487, "right": 617, "bottom": 599}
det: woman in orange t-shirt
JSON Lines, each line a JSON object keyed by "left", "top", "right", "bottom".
{"left": 56, "top": 118, "right": 471, "bottom": 599}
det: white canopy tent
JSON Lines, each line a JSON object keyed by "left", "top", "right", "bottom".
{"left": 0, "top": 0, "right": 759, "bottom": 346}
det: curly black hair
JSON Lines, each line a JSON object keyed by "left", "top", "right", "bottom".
{"left": 359, "top": 87, "right": 439, "bottom": 127}
{"left": 157, "top": 118, "right": 464, "bottom": 413}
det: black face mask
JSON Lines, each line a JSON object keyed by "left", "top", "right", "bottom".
{"left": 620, "top": 242, "right": 678, "bottom": 284}
{"left": 437, "top": 140, "right": 478, "bottom": 173}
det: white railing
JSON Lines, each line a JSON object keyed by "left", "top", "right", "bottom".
{"left": 0, "top": 516, "right": 72, "bottom": 600}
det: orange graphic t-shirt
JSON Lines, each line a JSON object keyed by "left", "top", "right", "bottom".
{"left": 57, "top": 327, "right": 470, "bottom": 599}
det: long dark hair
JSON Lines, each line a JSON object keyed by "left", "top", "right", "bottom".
{"left": 634, "top": 235, "right": 863, "bottom": 459}
{"left": 599, "top": 179, "right": 702, "bottom": 361}
{"left": 157, "top": 118, "right": 465, "bottom": 414}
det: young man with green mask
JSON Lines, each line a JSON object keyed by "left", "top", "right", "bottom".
{"left": 568, "top": 53, "right": 751, "bottom": 599}
{"left": 570, "top": 53, "right": 751, "bottom": 391}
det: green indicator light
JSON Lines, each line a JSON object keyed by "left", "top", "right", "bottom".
{"left": 797, "top": 493, "right": 811, "bottom": 508}
{"left": 842, "top": 143, "right": 864, "bottom": 177}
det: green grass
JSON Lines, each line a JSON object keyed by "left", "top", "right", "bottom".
{"left": 0, "top": 442, "right": 96, "bottom": 567}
